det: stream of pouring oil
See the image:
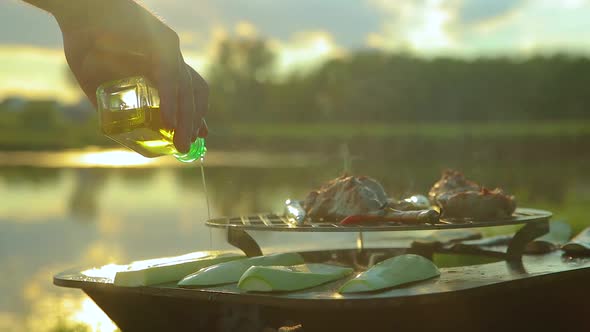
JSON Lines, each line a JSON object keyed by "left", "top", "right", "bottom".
{"left": 199, "top": 158, "right": 212, "bottom": 248}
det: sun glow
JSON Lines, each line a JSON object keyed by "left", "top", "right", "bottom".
{"left": 76, "top": 150, "right": 157, "bottom": 167}
{"left": 367, "top": 0, "right": 456, "bottom": 54}
{"left": 406, "top": 2, "right": 454, "bottom": 50}
{"left": 70, "top": 298, "right": 119, "bottom": 332}
{"left": 21, "top": 265, "right": 119, "bottom": 332}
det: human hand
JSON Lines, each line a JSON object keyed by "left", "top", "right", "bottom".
{"left": 47, "top": 0, "right": 208, "bottom": 153}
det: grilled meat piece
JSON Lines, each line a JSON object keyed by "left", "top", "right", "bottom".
{"left": 428, "top": 169, "right": 479, "bottom": 203}
{"left": 303, "top": 175, "right": 388, "bottom": 221}
{"left": 437, "top": 188, "right": 516, "bottom": 219}
{"left": 429, "top": 170, "right": 516, "bottom": 219}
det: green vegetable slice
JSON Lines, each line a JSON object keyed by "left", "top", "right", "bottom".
{"left": 238, "top": 263, "right": 353, "bottom": 292}
{"left": 178, "top": 252, "right": 305, "bottom": 287}
{"left": 562, "top": 227, "right": 590, "bottom": 254}
{"left": 339, "top": 254, "right": 440, "bottom": 293}
{"left": 113, "top": 251, "right": 244, "bottom": 287}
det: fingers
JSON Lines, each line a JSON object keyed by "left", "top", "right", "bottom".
{"left": 153, "top": 63, "right": 178, "bottom": 129}
{"left": 151, "top": 52, "right": 207, "bottom": 153}
{"left": 197, "top": 119, "right": 209, "bottom": 139}
{"left": 173, "top": 66, "right": 195, "bottom": 153}
{"left": 75, "top": 44, "right": 150, "bottom": 107}
{"left": 152, "top": 53, "right": 193, "bottom": 153}
{"left": 188, "top": 67, "right": 209, "bottom": 140}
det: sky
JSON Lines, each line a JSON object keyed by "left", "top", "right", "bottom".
{"left": 1, "top": 0, "right": 590, "bottom": 104}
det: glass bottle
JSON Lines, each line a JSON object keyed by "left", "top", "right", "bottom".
{"left": 96, "top": 76, "right": 206, "bottom": 162}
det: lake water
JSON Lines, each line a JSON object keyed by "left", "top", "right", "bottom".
{"left": 1, "top": 146, "right": 589, "bottom": 331}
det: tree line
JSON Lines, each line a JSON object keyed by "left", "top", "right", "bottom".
{"left": 207, "top": 38, "right": 590, "bottom": 124}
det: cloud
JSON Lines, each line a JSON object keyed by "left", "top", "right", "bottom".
{"left": 5, "top": 0, "right": 590, "bottom": 59}
{"left": 455, "top": 0, "right": 527, "bottom": 37}
{"left": 0, "top": 46, "right": 80, "bottom": 103}
{"left": 366, "top": 0, "right": 460, "bottom": 54}
{"left": 1, "top": 0, "right": 380, "bottom": 50}
{"left": 364, "top": 0, "right": 590, "bottom": 58}
{"left": 0, "top": 22, "right": 345, "bottom": 104}
{"left": 515, "top": 0, "right": 590, "bottom": 55}
{"left": 189, "top": 23, "right": 346, "bottom": 77}
{"left": 3, "top": 0, "right": 590, "bottom": 103}
{"left": 138, "top": 0, "right": 382, "bottom": 49}
{"left": 269, "top": 30, "right": 346, "bottom": 75}
{"left": 553, "top": 0, "right": 590, "bottom": 9}
{"left": 235, "top": 21, "right": 258, "bottom": 39}
{"left": 0, "top": 0, "right": 62, "bottom": 48}
{"left": 457, "top": 0, "right": 523, "bottom": 24}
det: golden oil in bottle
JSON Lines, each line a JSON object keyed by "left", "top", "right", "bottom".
{"left": 96, "top": 76, "right": 206, "bottom": 162}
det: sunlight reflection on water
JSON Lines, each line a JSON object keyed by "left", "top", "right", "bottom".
{"left": 76, "top": 150, "right": 157, "bottom": 167}
{"left": 5, "top": 262, "right": 120, "bottom": 332}
{"left": 71, "top": 298, "right": 119, "bottom": 332}
{"left": 0, "top": 148, "right": 322, "bottom": 168}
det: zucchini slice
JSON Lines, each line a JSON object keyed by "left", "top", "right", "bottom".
{"left": 238, "top": 263, "right": 353, "bottom": 292}
{"left": 178, "top": 252, "right": 304, "bottom": 287}
{"left": 114, "top": 251, "right": 244, "bottom": 287}
{"left": 339, "top": 254, "right": 440, "bottom": 293}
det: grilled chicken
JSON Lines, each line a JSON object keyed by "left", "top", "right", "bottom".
{"left": 303, "top": 175, "right": 388, "bottom": 221}
{"left": 429, "top": 170, "right": 516, "bottom": 219}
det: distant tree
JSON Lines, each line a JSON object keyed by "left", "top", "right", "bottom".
{"left": 207, "top": 38, "right": 276, "bottom": 123}
{"left": 20, "top": 100, "right": 63, "bottom": 131}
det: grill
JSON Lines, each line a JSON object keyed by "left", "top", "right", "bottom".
{"left": 208, "top": 207, "right": 552, "bottom": 259}
{"left": 54, "top": 241, "right": 590, "bottom": 332}
{"left": 206, "top": 208, "right": 550, "bottom": 232}
{"left": 54, "top": 206, "right": 590, "bottom": 332}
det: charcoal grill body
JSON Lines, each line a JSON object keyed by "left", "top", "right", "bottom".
{"left": 54, "top": 208, "right": 590, "bottom": 331}
{"left": 55, "top": 250, "right": 590, "bottom": 332}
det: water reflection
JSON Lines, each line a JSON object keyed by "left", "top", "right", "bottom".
{"left": 21, "top": 266, "right": 117, "bottom": 332}
{"left": 0, "top": 167, "right": 61, "bottom": 185}
{"left": 68, "top": 169, "right": 108, "bottom": 221}
{"left": 0, "top": 148, "right": 589, "bottom": 331}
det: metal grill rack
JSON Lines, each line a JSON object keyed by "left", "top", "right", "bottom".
{"left": 206, "top": 208, "right": 552, "bottom": 261}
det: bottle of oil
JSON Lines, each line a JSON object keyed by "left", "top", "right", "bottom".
{"left": 96, "top": 76, "right": 206, "bottom": 162}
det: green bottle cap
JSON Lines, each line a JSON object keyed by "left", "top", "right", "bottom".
{"left": 174, "top": 137, "right": 207, "bottom": 163}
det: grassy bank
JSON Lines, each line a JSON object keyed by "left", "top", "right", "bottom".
{"left": 1, "top": 120, "right": 590, "bottom": 151}
{"left": 215, "top": 121, "right": 590, "bottom": 139}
